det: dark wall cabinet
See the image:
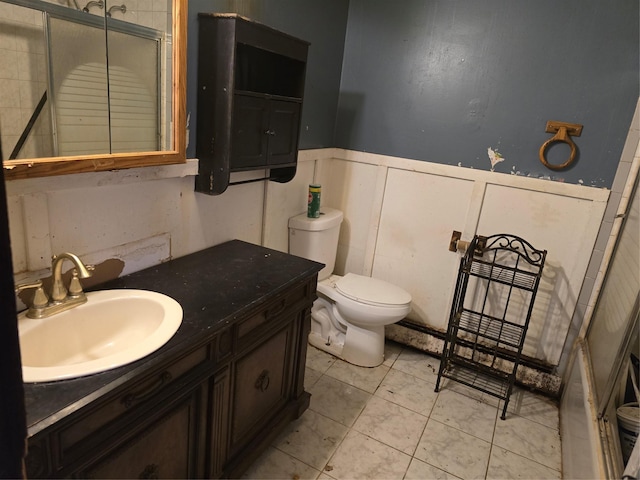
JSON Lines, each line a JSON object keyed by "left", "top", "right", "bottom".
{"left": 25, "top": 272, "right": 317, "bottom": 479}
{"left": 196, "top": 14, "right": 309, "bottom": 195}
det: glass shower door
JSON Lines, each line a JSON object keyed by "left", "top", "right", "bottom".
{"left": 47, "top": 15, "right": 110, "bottom": 156}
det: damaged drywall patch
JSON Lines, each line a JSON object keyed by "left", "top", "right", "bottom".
{"left": 487, "top": 147, "right": 504, "bottom": 171}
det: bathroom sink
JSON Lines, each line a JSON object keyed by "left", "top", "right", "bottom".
{"left": 18, "top": 289, "right": 183, "bottom": 383}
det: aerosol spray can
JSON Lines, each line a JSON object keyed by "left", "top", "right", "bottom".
{"left": 307, "top": 184, "right": 321, "bottom": 218}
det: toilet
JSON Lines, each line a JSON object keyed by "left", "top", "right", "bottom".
{"left": 289, "top": 208, "right": 412, "bottom": 367}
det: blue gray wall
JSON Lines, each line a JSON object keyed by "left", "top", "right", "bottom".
{"left": 187, "top": 1, "right": 639, "bottom": 188}
{"left": 186, "top": 0, "right": 349, "bottom": 157}
{"left": 336, "top": 0, "right": 639, "bottom": 187}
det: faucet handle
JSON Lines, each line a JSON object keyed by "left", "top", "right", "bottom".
{"left": 15, "top": 279, "right": 42, "bottom": 294}
{"left": 68, "top": 266, "right": 94, "bottom": 297}
{"left": 15, "top": 280, "right": 49, "bottom": 309}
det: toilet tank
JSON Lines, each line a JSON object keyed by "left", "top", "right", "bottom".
{"left": 288, "top": 208, "right": 343, "bottom": 280}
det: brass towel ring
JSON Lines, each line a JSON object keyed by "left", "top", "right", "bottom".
{"left": 539, "top": 121, "right": 583, "bottom": 171}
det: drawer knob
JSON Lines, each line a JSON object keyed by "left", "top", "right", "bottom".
{"left": 255, "top": 369, "right": 270, "bottom": 392}
{"left": 139, "top": 463, "right": 159, "bottom": 479}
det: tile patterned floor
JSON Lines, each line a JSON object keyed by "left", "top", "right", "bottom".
{"left": 242, "top": 342, "right": 562, "bottom": 480}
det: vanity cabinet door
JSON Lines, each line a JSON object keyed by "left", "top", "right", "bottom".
{"left": 207, "top": 366, "right": 231, "bottom": 479}
{"left": 229, "top": 321, "right": 295, "bottom": 455}
{"left": 76, "top": 381, "right": 207, "bottom": 479}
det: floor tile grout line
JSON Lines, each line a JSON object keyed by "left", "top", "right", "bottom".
{"left": 269, "top": 443, "right": 325, "bottom": 479}
{"left": 323, "top": 357, "right": 456, "bottom": 480}
{"left": 301, "top": 358, "right": 560, "bottom": 479}
{"left": 491, "top": 413, "right": 563, "bottom": 473}
{"left": 483, "top": 406, "right": 501, "bottom": 480}
{"left": 305, "top": 350, "right": 420, "bottom": 479}
{"left": 305, "top": 346, "right": 562, "bottom": 480}
{"left": 271, "top": 391, "right": 349, "bottom": 479}
{"left": 487, "top": 443, "right": 563, "bottom": 475}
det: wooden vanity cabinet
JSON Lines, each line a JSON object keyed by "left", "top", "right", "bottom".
{"left": 195, "top": 14, "right": 309, "bottom": 195}
{"left": 78, "top": 380, "right": 207, "bottom": 479}
{"left": 222, "top": 279, "right": 313, "bottom": 478}
{"left": 25, "top": 344, "right": 213, "bottom": 479}
{"left": 25, "top": 270, "right": 317, "bottom": 480}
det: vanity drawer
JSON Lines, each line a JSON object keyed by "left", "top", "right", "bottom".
{"left": 236, "top": 280, "right": 312, "bottom": 349}
{"left": 55, "top": 344, "right": 210, "bottom": 466}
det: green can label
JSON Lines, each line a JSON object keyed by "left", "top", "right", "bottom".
{"left": 307, "top": 184, "right": 321, "bottom": 218}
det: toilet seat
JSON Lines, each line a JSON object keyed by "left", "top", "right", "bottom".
{"left": 335, "top": 273, "right": 412, "bottom": 307}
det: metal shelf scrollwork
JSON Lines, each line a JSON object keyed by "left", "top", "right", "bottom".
{"left": 436, "top": 233, "right": 547, "bottom": 419}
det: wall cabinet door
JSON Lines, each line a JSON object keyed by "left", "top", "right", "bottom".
{"left": 267, "top": 99, "right": 301, "bottom": 167}
{"left": 231, "top": 94, "right": 301, "bottom": 170}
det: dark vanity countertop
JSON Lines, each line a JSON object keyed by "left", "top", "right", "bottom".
{"left": 23, "top": 239, "right": 323, "bottom": 437}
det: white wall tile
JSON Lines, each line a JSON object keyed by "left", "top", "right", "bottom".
{"left": 560, "top": 345, "right": 602, "bottom": 479}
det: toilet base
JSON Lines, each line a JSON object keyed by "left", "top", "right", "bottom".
{"left": 308, "top": 331, "right": 345, "bottom": 360}
{"left": 308, "top": 323, "right": 385, "bottom": 368}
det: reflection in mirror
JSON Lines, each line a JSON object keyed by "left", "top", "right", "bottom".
{"left": 105, "top": 0, "right": 173, "bottom": 153}
{"left": 48, "top": 14, "right": 110, "bottom": 156}
{"left": 1, "top": 0, "right": 185, "bottom": 178}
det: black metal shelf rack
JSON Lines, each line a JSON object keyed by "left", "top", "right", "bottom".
{"left": 435, "top": 234, "right": 547, "bottom": 419}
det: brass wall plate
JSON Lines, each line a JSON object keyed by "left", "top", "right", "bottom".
{"left": 545, "top": 121, "right": 583, "bottom": 137}
{"left": 449, "top": 231, "right": 462, "bottom": 252}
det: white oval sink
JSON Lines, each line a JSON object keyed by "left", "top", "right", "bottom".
{"left": 18, "top": 289, "right": 183, "bottom": 383}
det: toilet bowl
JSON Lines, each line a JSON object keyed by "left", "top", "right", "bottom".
{"left": 288, "top": 208, "right": 412, "bottom": 367}
{"left": 309, "top": 274, "right": 411, "bottom": 367}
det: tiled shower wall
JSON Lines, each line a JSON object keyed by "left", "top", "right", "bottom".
{"left": 0, "top": 1, "right": 51, "bottom": 159}
{"left": 559, "top": 100, "right": 640, "bottom": 479}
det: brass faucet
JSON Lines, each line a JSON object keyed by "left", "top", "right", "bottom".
{"left": 15, "top": 253, "right": 94, "bottom": 319}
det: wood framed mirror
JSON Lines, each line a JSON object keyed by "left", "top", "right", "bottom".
{"left": 1, "top": 0, "right": 186, "bottom": 180}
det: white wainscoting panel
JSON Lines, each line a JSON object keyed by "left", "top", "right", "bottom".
{"left": 373, "top": 168, "right": 475, "bottom": 328}
{"left": 314, "top": 149, "right": 609, "bottom": 367}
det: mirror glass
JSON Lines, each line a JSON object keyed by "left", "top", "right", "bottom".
{"left": 1, "top": 0, "right": 185, "bottom": 178}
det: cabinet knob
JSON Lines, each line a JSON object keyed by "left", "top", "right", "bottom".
{"left": 264, "top": 129, "right": 276, "bottom": 136}
{"left": 255, "top": 369, "right": 270, "bottom": 392}
{"left": 139, "top": 463, "right": 159, "bottom": 479}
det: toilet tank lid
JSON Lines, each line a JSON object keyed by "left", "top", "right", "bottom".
{"left": 336, "top": 273, "right": 412, "bottom": 306}
{"left": 288, "top": 208, "right": 343, "bottom": 231}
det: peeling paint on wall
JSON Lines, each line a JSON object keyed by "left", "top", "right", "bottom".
{"left": 487, "top": 147, "right": 504, "bottom": 171}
